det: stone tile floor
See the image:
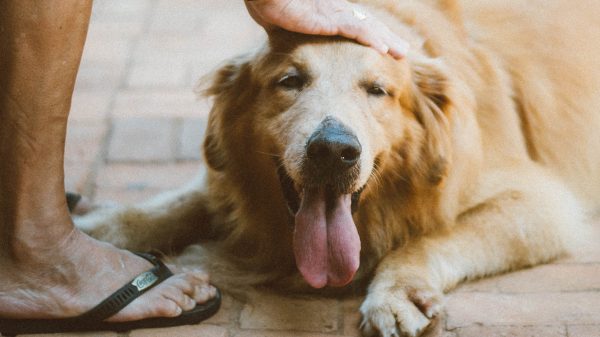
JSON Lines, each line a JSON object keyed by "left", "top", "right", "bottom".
{"left": 18, "top": 1, "right": 600, "bottom": 336}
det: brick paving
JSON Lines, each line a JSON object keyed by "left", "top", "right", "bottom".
{"left": 23, "top": 1, "right": 600, "bottom": 336}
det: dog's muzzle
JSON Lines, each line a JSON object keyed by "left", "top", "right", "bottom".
{"left": 277, "top": 117, "right": 365, "bottom": 217}
{"left": 303, "top": 117, "right": 362, "bottom": 188}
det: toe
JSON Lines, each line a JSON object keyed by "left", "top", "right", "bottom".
{"left": 190, "top": 269, "right": 210, "bottom": 284}
{"left": 181, "top": 267, "right": 210, "bottom": 284}
{"left": 161, "top": 284, "right": 197, "bottom": 312}
{"left": 105, "top": 265, "right": 215, "bottom": 322}
{"left": 107, "top": 289, "right": 182, "bottom": 322}
{"left": 169, "top": 270, "right": 216, "bottom": 304}
{"left": 192, "top": 284, "right": 217, "bottom": 303}
{"left": 154, "top": 299, "right": 183, "bottom": 318}
{"left": 361, "top": 290, "right": 432, "bottom": 337}
{"left": 174, "top": 294, "right": 196, "bottom": 312}
{"left": 408, "top": 289, "right": 444, "bottom": 319}
{"left": 165, "top": 273, "right": 197, "bottom": 294}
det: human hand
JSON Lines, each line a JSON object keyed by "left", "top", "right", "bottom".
{"left": 244, "top": 0, "right": 409, "bottom": 59}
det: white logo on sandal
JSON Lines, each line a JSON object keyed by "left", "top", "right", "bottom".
{"left": 132, "top": 271, "right": 159, "bottom": 291}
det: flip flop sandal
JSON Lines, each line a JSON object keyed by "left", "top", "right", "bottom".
{"left": 0, "top": 253, "right": 221, "bottom": 335}
{"left": 66, "top": 192, "right": 82, "bottom": 213}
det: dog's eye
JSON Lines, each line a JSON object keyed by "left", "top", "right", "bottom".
{"left": 277, "top": 74, "right": 305, "bottom": 90}
{"left": 366, "top": 85, "right": 389, "bottom": 97}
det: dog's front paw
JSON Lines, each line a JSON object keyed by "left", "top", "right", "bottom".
{"left": 359, "top": 287, "right": 444, "bottom": 337}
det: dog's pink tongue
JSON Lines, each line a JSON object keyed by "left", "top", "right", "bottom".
{"left": 294, "top": 189, "right": 361, "bottom": 288}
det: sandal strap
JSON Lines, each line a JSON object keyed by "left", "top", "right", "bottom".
{"left": 65, "top": 192, "right": 82, "bottom": 213}
{"left": 75, "top": 253, "right": 173, "bottom": 322}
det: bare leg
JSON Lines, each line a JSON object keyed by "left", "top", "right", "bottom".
{"left": 0, "top": 0, "right": 215, "bottom": 322}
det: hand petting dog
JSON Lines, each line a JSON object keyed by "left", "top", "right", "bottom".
{"left": 244, "top": 0, "right": 409, "bottom": 59}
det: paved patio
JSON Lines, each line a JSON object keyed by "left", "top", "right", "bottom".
{"left": 19, "top": 1, "right": 600, "bottom": 336}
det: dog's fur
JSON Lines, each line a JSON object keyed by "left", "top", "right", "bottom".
{"left": 78, "top": 0, "right": 600, "bottom": 336}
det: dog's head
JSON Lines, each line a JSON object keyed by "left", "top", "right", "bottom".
{"left": 202, "top": 23, "right": 457, "bottom": 288}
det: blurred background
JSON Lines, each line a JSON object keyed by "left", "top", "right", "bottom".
{"left": 65, "top": 0, "right": 264, "bottom": 204}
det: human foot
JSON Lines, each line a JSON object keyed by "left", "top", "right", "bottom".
{"left": 0, "top": 229, "right": 217, "bottom": 323}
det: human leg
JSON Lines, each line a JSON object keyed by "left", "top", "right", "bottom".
{"left": 0, "top": 0, "right": 216, "bottom": 325}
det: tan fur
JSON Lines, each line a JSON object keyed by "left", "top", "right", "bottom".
{"left": 77, "top": 1, "right": 600, "bottom": 336}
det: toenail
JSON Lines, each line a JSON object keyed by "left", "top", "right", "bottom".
{"left": 208, "top": 285, "right": 217, "bottom": 296}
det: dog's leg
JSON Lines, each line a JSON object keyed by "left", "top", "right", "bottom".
{"left": 360, "top": 176, "right": 586, "bottom": 337}
{"left": 75, "top": 175, "right": 213, "bottom": 253}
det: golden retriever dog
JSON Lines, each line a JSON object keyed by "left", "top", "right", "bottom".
{"left": 77, "top": 0, "right": 600, "bottom": 336}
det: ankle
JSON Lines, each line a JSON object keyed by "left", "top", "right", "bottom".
{"left": 5, "top": 215, "right": 78, "bottom": 265}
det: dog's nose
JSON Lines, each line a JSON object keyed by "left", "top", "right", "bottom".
{"left": 306, "top": 118, "right": 362, "bottom": 171}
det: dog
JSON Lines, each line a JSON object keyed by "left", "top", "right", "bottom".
{"left": 77, "top": 0, "right": 600, "bottom": 336}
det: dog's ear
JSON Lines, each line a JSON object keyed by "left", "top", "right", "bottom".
{"left": 410, "top": 57, "right": 452, "bottom": 185}
{"left": 198, "top": 55, "right": 254, "bottom": 172}
{"left": 202, "top": 55, "right": 252, "bottom": 98}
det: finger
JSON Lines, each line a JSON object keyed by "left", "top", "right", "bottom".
{"left": 384, "top": 29, "right": 410, "bottom": 59}
{"left": 365, "top": 20, "right": 409, "bottom": 59}
{"left": 340, "top": 21, "right": 389, "bottom": 55}
{"left": 337, "top": 6, "right": 409, "bottom": 59}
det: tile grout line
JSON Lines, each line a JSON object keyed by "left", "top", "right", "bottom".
{"left": 83, "top": 0, "right": 159, "bottom": 202}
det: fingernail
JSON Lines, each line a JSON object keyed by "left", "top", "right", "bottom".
{"left": 377, "top": 43, "right": 390, "bottom": 55}
{"left": 392, "top": 40, "right": 410, "bottom": 58}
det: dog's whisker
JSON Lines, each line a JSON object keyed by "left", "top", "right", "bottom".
{"left": 369, "top": 167, "right": 385, "bottom": 190}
